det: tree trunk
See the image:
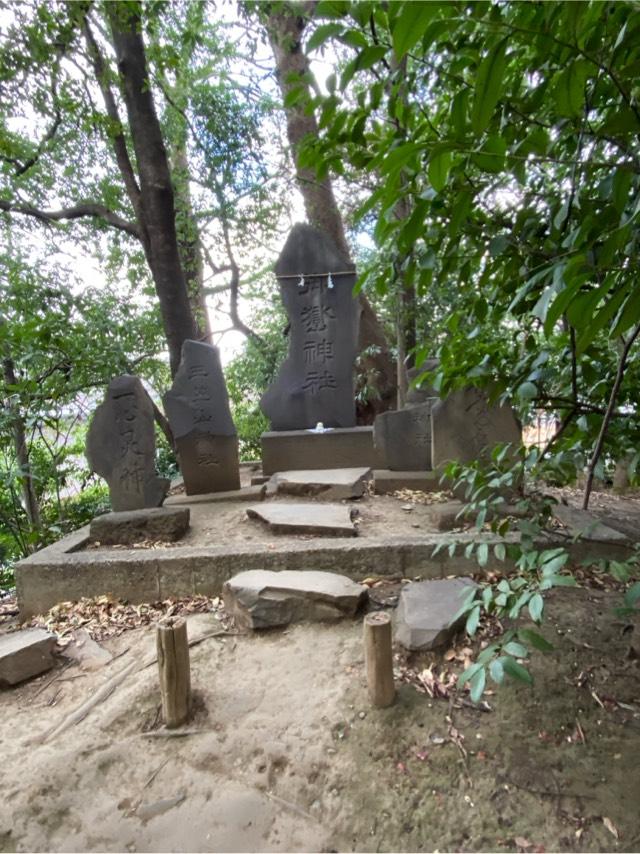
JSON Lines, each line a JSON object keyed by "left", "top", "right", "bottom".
{"left": 2, "top": 353, "right": 41, "bottom": 534}
{"left": 266, "top": 3, "right": 397, "bottom": 420}
{"left": 107, "top": 5, "right": 198, "bottom": 376}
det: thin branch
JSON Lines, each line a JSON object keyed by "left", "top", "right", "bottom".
{"left": 582, "top": 322, "right": 640, "bottom": 509}
{"left": 0, "top": 199, "right": 139, "bottom": 237}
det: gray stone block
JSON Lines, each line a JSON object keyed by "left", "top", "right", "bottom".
{"left": 86, "top": 375, "right": 169, "bottom": 511}
{"left": 431, "top": 387, "right": 521, "bottom": 469}
{"left": 261, "top": 426, "right": 385, "bottom": 475}
{"left": 552, "top": 505, "right": 631, "bottom": 543}
{"left": 164, "top": 341, "right": 240, "bottom": 495}
{"left": 246, "top": 502, "right": 358, "bottom": 536}
{"left": 268, "top": 467, "right": 372, "bottom": 500}
{"left": 0, "top": 628, "right": 57, "bottom": 686}
{"left": 89, "top": 507, "right": 190, "bottom": 545}
{"left": 260, "top": 224, "right": 360, "bottom": 430}
{"left": 373, "top": 470, "right": 441, "bottom": 494}
{"left": 395, "top": 577, "right": 478, "bottom": 651}
{"left": 223, "top": 569, "right": 366, "bottom": 629}
{"left": 166, "top": 484, "right": 266, "bottom": 505}
{"left": 373, "top": 402, "right": 434, "bottom": 471}
{"left": 406, "top": 358, "right": 440, "bottom": 406}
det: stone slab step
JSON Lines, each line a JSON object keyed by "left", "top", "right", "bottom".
{"left": 246, "top": 502, "right": 357, "bottom": 536}
{"left": 0, "top": 628, "right": 57, "bottom": 686}
{"left": 223, "top": 569, "right": 366, "bottom": 629}
{"left": 552, "top": 505, "right": 631, "bottom": 543}
{"left": 267, "top": 467, "right": 371, "bottom": 500}
{"left": 166, "top": 484, "right": 266, "bottom": 506}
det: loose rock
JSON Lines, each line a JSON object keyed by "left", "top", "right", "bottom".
{"left": 0, "top": 628, "right": 57, "bottom": 686}
{"left": 395, "top": 578, "right": 478, "bottom": 651}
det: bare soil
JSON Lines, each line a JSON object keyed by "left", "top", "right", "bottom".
{"left": 1, "top": 582, "right": 639, "bottom": 853}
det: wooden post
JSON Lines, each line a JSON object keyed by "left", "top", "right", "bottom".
{"left": 156, "top": 616, "right": 191, "bottom": 728}
{"left": 364, "top": 612, "right": 395, "bottom": 708}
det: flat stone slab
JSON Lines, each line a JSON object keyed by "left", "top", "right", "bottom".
{"left": 167, "top": 484, "right": 266, "bottom": 506}
{"left": 373, "top": 470, "right": 440, "bottom": 495}
{"left": 261, "top": 427, "right": 385, "bottom": 475}
{"left": 395, "top": 577, "right": 478, "bottom": 651}
{"left": 223, "top": 569, "right": 366, "bottom": 629}
{"left": 246, "top": 502, "right": 358, "bottom": 536}
{"left": 268, "top": 468, "right": 372, "bottom": 500}
{"left": 552, "top": 505, "right": 631, "bottom": 543}
{"left": 89, "top": 507, "right": 190, "bottom": 545}
{"left": 0, "top": 628, "right": 57, "bottom": 686}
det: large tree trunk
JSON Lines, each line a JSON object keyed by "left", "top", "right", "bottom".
{"left": 107, "top": 5, "right": 198, "bottom": 375}
{"left": 266, "top": 3, "right": 397, "bottom": 420}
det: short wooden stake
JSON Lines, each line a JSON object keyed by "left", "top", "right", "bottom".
{"left": 364, "top": 611, "right": 395, "bottom": 708}
{"left": 156, "top": 616, "right": 191, "bottom": 728}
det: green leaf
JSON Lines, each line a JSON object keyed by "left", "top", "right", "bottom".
{"left": 391, "top": 1, "right": 440, "bottom": 58}
{"left": 518, "top": 628, "right": 554, "bottom": 652}
{"left": 612, "top": 168, "right": 633, "bottom": 215}
{"left": 624, "top": 581, "right": 640, "bottom": 609}
{"left": 503, "top": 641, "right": 528, "bottom": 658}
{"left": 428, "top": 149, "right": 453, "bottom": 193}
{"left": 517, "top": 381, "right": 537, "bottom": 401}
{"left": 576, "top": 285, "right": 628, "bottom": 353}
{"left": 469, "top": 666, "right": 486, "bottom": 703}
{"left": 502, "top": 656, "right": 533, "bottom": 684}
{"left": 306, "top": 23, "right": 344, "bottom": 52}
{"left": 458, "top": 661, "right": 483, "bottom": 686}
{"left": 554, "top": 59, "right": 590, "bottom": 117}
{"left": 472, "top": 134, "right": 507, "bottom": 172}
{"left": 494, "top": 542, "right": 506, "bottom": 561}
{"left": 471, "top": 39, "right": 508, "bottom": 135}
{"left": 528, "top": 593, "right": 544, "bottom": 622}
{"left": 477, "top": 542, "right": 489, "bottom": 566}
{"left": 466, "top": 604, "right": 481, "bottom": 636}
{"left": 489, "top": 657, "right": 505, "bottom": 684}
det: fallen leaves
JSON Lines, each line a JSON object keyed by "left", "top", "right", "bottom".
{"left": 602, "top": 816, "right": 619, "bottom": 839}
{"left": 30, "top": 594, "right": 225, "bottom": 641}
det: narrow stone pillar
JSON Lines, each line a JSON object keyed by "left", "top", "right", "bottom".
{"left": 156, "top": 617, "right": 191, "bottom": 728}
{"left": 364, "top": 612, "right": 395, "bottom": 708}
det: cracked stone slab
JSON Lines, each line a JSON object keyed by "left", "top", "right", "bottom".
{"left": 246, "top": 502, "right": 358, "bottom": 536}
{"left": 223, "top": 569, "right": 367, "bottom": 629}
{"left": 267, "top": 467, "right": 372, "bottom": 500}
{"left": 395, "top": 577, "right": 478, "bottom": 651}
{"left": 89, "top": 507, "right": 190, "bottom": 545}
{"left": 552, "top": 504, "right": 631, "bottom": 543}
{"left": 0, "top": 628, "right": 57, "bottom": 686}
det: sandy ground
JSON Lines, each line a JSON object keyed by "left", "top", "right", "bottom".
{"left": 1, "top": 582, "right": 639, "bottom": 853}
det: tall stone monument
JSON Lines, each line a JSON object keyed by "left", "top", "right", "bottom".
{"left": 260, "top": 224, "right": 360, "bottom": 431}
{"left": 86, "top": 375, "right": 169, "bottom": 511}
{"left": 163, "top": 340, "right": 240, "bottom": 495}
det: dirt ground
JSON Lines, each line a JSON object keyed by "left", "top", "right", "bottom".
{"left": 1, "top": 580, "right": 639, "bottom": 853}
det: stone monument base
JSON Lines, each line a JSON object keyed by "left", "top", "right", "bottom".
{"left": 177, "top": 435, "right": 240, "bottom": 495}
{"left": 261, "top": 427, "right": 386, "bottom": 476}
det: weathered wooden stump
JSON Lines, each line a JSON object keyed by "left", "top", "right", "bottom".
{"left": 363, "top": 611, "right": 395, "bottom": 708}
{"left": 156, "top": 617, "right": 191, "bottom": 728}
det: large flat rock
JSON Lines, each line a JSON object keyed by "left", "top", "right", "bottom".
{"left": 0, "top": 628, "right": 57, "bottom": 686}
{"left": 268, "top": 468, "right": 372, "bottom": 500}
{"left": 395, "top": 578, "right": 478, "bottom": 651}
{"left": 89, "top": 507, "right": 190, "bottom": 545}
{"left": 246, "top": 502, "right": 358, "bottom": 536}
{"left": 552, "top": 505, "right": 631, "bottom": 543}
{"left": 223, "top": 569, "right": 366, "bottom": 629}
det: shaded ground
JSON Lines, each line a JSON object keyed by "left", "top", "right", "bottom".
{"left": 1, "top": 580, "right": 639, "bottom": 853}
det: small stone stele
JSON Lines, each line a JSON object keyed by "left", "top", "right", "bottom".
{"left": 86, "top": 375, "right": 169, "bottom": 512}
{"left": 89, "top": 507, "right": 190, "bottom": 545}
{"left": 0, "top": 628, "right": 57, "bottom": 686}
{"left": 223, "top": 569, "right": 367, "bottom": 629}
{"left": 431, "top": 387, "right": 521, "bottom": 469}
{"left": 395, "top": 578, "right": 478, "bottom": 651}
{"left": 373, "top": 401, "right": 434, "bottom": 471}
{"left": 163, "top": 341, "right": 240, "bottom": 495}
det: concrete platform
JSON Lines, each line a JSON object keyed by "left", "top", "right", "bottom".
{"left": 261, "top": 427, "right": 386, "bottom": 475}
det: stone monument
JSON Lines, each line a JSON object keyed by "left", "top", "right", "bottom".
{"left": 260, "top": 223, "right": 360, "bottom": 430}
{"left": 86, "top": 375, "right": 169, "bottom": 511}
{"left": 431, "top": 386, "right": 521, "bottom": 469}
{"left": 373, "top": 401, "right": 434, "bottom": 471}
{"left": 163, "top": 340, "right": 240, "bottom": 495}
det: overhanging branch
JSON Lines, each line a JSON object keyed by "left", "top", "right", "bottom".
{"left": 0, "top": 199, "right": 139, "bottom": 237}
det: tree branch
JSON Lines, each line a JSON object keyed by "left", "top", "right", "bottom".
{"left": 0, "top": 198, "right": 139, "bottom": 237}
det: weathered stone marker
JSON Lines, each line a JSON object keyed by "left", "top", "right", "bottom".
{"left": 260, "top": 224, "right": 360, "bottom": 430}
{"left": 0, "top": 628, "right": 57, "bottom": 686}
{"left": 373, "top": 401, "right": 434, "bottom": 471}
{"left": 431, "top": 387, "right": 521, "bottom": 469}
{"left": 395, "top": 577, "right": 478, "bottom": 651}
{"left": 164, "top": 340, "right": 240, "bottom": 494}
{"left": 86, "top": 375, "right": 169, "bottom": 512}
